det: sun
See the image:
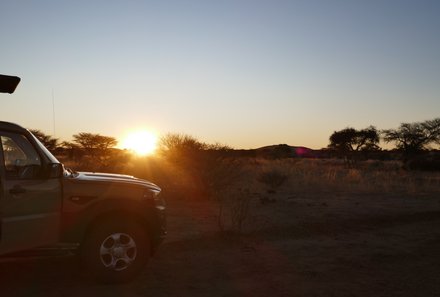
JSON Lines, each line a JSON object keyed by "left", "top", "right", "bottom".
{"left": 122, "top": 130, "right": 158, "bottom": 156}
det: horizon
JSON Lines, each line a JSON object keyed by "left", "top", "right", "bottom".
{"left": 1, "top": 0, "right": 439, "bottom": 149}
{"left": 19, "top": 123, "right": 440, "bottom": 152}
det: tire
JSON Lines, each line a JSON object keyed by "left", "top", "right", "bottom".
{"left": 81, "top": 218, "right": 150, "bottom": 284}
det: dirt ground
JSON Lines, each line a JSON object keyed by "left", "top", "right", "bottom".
{"left": 2, "top": 191, "right": 440, "bottom": 297}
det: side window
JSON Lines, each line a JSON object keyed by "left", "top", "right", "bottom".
{"left": 0, "top": 133, "right": 42, "bottom": 179}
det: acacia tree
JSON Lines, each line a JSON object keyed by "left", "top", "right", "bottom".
{"left": 329, "top": 126, "right": 380, "bottom": 153}
{"left": 72, "top": 133, "right": 117, "bottom": 151}
{"left": 72, "top": 132, "right": 118, "bottom": 165}
{"left": 29, "top": 129, "right": 59, "bottom": 152}
{"left": 382, "top": 118, "right": 440, "bottom": 155}
{"left": 59, "top": 140, "right": 81, "bottom": 161}
{"left": 424, "top": 118, "right": 440, "bottom": 146}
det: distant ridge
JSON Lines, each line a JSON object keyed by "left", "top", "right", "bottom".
{"left": 256, "top": 144, "right": 316, "bottom": 158}
{"left": 228, "top": 144, "right": 318, "bottom": 159}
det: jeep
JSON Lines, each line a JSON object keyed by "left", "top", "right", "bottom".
{"left": 0, "top": 75, "right": 166, "bottom": 283}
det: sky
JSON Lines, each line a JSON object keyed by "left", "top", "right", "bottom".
{"left": 1, "top": 0, "right": 439, "bottom": 149}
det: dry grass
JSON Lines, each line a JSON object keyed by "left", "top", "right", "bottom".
{"left": 11, "top": 155, "right": 439, "bottom": 296}
{"left": 153, "top": 157, "right": 440, "bottom": 233}
{"left": 63, "top": 154, "right": 440, "bottom": 204}
{"left": 62, "top": 155, "right": 440, "bottom": 233}
{"left": 251, "top": 158, "right": 440, "bottom": 196}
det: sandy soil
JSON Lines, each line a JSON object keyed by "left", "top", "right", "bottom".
{"left": 1, "top": 191, "right": 440, "bottom": 297}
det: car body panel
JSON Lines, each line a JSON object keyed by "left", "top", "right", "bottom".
{"left": 0, "top": 121, "right": 165, "bottom": 256}
{"left": 0, "top": 127, "right": 62, "bottom": 255}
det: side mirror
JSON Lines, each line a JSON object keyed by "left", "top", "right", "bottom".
{"left": 48, "top": 163, "right": 64, "bottom": 178}
{"left": 0, "top": 74, "right": 21, "bottom": 93}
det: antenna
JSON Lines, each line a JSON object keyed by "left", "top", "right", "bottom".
{"left": 52, "top": 89, "right": 56, "bottom": 137}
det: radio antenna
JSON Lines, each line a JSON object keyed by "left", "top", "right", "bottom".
{"left": 52, "top": 89, "right": 56, "bottom": 137}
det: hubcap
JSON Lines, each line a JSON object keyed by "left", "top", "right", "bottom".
{"left": 100, "top": 233, "right": 137, "bottom": 271}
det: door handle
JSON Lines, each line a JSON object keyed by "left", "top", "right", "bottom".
{"left": 10, "top": 186, "right": 26, "bottom": 195}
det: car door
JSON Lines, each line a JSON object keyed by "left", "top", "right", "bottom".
{"left": 0, "top": 131, "right": 62, "bottom": 255}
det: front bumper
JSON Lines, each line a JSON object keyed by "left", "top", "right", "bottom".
{"left": 150, "top": 203, "right": 166, "bottom": 254}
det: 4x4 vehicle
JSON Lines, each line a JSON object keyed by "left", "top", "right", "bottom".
{"left": 0, "top": 75, "right": 166, "bottom": 283}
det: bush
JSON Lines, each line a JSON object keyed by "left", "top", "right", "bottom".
{"left": 257, "top": 169, "right": 288, "bottom": 193}
{"left": 217, "top": 188, "right": 253, "bottom": 233}
{"left": 405, "top": 155, "right": 440, "bottom": 171}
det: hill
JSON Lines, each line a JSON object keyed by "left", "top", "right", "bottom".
{"left": 229, "top": 144, "right": 318, "bottom": 159}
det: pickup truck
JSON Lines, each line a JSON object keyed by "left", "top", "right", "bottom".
{"left": 0, "top": 75, "right": 166, "bottom": 283}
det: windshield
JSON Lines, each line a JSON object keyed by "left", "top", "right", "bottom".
{"left": 30, "top": 133, "right": 60, "bottom": 164}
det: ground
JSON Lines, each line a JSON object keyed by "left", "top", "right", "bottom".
{"left": 1, "top": 191, "right": 440, "bottom": 297}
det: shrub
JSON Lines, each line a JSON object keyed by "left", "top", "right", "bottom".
{"left": 217, "top": 188, "right": 253, "bottom": 233}
{"left": 257, "top": 169, "right": 288, "bottom": 193}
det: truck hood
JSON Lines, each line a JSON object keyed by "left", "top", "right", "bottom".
{"left": 74, "top": 171, "right": 161, "bottom": 192}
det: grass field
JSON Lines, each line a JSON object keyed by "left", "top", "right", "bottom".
{"left": 3, "top": 157, "right": 439, "bottom": 296}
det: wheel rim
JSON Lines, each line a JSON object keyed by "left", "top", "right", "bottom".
{"left": 100, "top": 233, "right": 137, "bottom": 271}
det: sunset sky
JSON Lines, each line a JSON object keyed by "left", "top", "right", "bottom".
{"left": 1, "top": 0, "right": 439, "bottom": 149}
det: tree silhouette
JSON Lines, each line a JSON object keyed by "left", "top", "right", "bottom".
{"left": 158, "top": 133, "right": 207, "bottom": 158}
{"left": 29, "top": 129, "right": 59, "bottom": 152}
{"left": 158, "top": 133, "right": 231, "bottom": 165}
{"left": 73, "top": 133, "right": 117, "bottom": 151}
{"left": 382, "top": 118, "right": 440, "bottom": 155}
{"left": 329, "top": 126, "right": 380, "bottom": 153}
{"left": 72, "top": 133, "right": 117, "bottom": 164}
{"left": 159, "top": 133, "right": 238, "bottom": 193}
{"left": 424, "top": 118, "right": 440, "bottom": 146}
{"left": 328, "top": 126, "right": 380, "bottom": 165}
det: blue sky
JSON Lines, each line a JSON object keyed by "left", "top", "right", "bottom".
{"left": 1, "top": 0, "right": 439, "bottom": 149}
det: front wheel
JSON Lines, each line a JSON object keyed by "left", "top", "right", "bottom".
{"left": 81, "top": 219, "right": 150, "bottom": 283}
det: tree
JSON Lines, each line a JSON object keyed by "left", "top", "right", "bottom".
{"left": 423, "top": 118, "right": 440, "bottom": 145}
{"left": 59, "top": 141, "right": 82, "bottom": 162}
{"left": 158, "top": 133, "right": 232, "bottom": 167}
{"left": 382, "top": 118, "right": 440, "bottom": 154}
{"left": 60, "top": 141, "right": 80, "bottom": 150}
{"left": 329, "top": 126, "right": 380, "bottom": 153}
{"left": 158, "top": 133, "right": 207, "bottom": 158}
{"left": 158, "top": 133, "right": 237, "bottom": 193}
{"left": 159, "top": 133, "right": 248, "bottom": 232}
{"left": 72, "top": 133, "right": 117, "bottom": 152}
{"left": 72, "top": 133, "right": 118, "bottom": 164}
{"left": 29, "top": 129, "right": 59, "bottom": 152}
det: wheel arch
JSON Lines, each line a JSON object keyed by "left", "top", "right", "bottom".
{"left": 61, "top": 198, "right": 157, "bottom": 255}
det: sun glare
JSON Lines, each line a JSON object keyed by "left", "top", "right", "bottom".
{"left": 122, "top": 130, "right": 158, "bottom": 156}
